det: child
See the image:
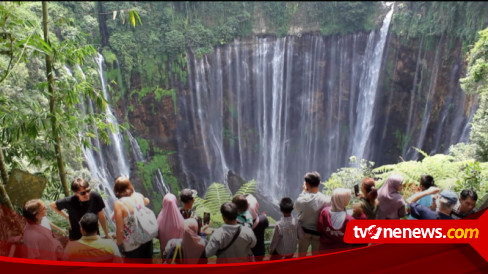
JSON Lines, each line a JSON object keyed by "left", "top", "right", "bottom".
{"left": 269, "top": 197, "right": 298, "bottom": 260}
{"left": 232, "top": 194, "right": 253, "bottom": 228}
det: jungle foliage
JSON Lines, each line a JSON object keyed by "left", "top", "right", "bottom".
{"left": 324, "top": 146, "right": 488, "bottom": 203}
{"left": 0, "top": 2, "right": 112, "bottom": 203}
{"left": 3, "top": 1, "right": 488, "bottom": 213}
{"left": 391, "top": 2, "right": 488, "bottom": 51}
{"left": 461, "top": 27, "right": 488, "bottom": 163}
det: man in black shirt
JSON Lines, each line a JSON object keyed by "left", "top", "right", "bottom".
{"left": 50, "top": 178, "right": 111, "bottom": 240}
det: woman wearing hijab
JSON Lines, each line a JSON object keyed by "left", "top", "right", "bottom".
{"left": 157, "top": 193, "right": 184, "bottom": 257}
{"left": 164, "top": 218, "right": 207, "bottom": 264}
{"left": 317, "top": 188, "right": 354, "bottom": 252}
{"left": 246, "top": 194, "right": 269, "bottom": 261}
{"left": 182, "top": 218, "right": 207, "bottom": 263}
{"left": 376, "top": 175, "right": 407, "bottom": 219}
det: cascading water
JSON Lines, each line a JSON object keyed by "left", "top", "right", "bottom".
{"left": 351, "top": 4, "right": 394, "bottom": 161}
{"left": 178, "top": 7, "right": 395, "bottom": 200}
{"left": 126, "top": 130, "right": 170, "bottom": 196}
{"left": 95, "top": 54, "right": 130, "bottom": 177}
{"left": 177, "top": 4, "right": 475, "bottom": 201}
{"left": 127, "top": 131, "right": 145, "bottom": 163}
{"left": 78, "top": 53, "right": 131, "bottom": 213}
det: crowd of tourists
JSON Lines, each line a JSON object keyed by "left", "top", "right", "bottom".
{"left": 17, "top": 172, "right": 480, "bottom": 263}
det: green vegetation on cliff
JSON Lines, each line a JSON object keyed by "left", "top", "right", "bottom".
{"left": 391, "top": 2, "right": 488, "bottom": 51}
{"left": 461, "top": 27, "right": 488, "bottom": 162}
{"left": 3, "top": 1, "right": 488, "bottom": 211}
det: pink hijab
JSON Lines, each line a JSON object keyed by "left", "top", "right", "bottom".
{"left": 157, "top": 193, "right": 184, "bottom": 253}
{"left": 181, "top": 218, "right": 205, "bottom": 264}
{"left": 246, "top": 194, "right": 260, "bottom": 229}
{"left": 377, "top": 175, "right": 406, "bottom": 219}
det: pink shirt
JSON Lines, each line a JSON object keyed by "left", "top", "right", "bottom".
{"left": 23, "top": 223, "right": 63, "bottom": 260}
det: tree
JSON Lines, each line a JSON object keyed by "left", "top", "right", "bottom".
{"left": 460, "top": 27, "right": 488, "bottom": 161}
{"left": 0, "top": 2, "right": 42, "bottom": 210}
{"left": 42, "top": 1, "right": 69, "bottom": 196}
{"left": 0, "top": 2, "right": 143, "bottom": 203}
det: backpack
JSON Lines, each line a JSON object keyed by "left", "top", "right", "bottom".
{"left": 121, "top": 194, "right": 158, "bottom": 245}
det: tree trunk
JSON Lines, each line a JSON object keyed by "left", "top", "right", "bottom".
{"left": 0, "top": 146, "right": 14, "bottom": 210}
{"left": 42, "top": 1, "right": 69, "bottom": 197}
{"left": 97, "top": 2, "right": 110, "bottom": 48}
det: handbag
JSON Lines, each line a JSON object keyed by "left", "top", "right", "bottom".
{"left": 170, "top": 244, "right": 183, "bottom": 264}
{"left": 121, "top": 194, "right": 158, "bottom": 244}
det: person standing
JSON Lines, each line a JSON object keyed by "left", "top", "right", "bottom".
{"left": 113, "top": 176, "right": 153, "bottom": 262}
{"left": 157, "top": 193, "right": 185, "bottom": 257}
{"left": 269, "top": 197, "right": 298, "bottom": 260}
{"left": 205, "top": 202, "right": 256, "bottom": 264}
{"left": 179, "top": 188, "right": 197, "bottom": 219}
{"left": 451, "top": 189, "right": 478, "bottom": 219}
{"left": 50, "top": 178, "right": 110, "bottom": 241}
{"left": 247, "top": 194, "right": 269, "bottom": 261}
{"left": 232, "top": 194, "right": 253, "bottom": 228}
{"left": 294, "top": 171, "right": 329, "bottom": 256}
{"left": 407, "top": 188, "right": 456, "bottom": 220}
{"left": 352, "top": 178, "right": 378, "bottom": 220}
{"left": 376, "top": 175, "right": 407, "bottom": 220}
{"left": 408, "top": 175, "right": 435, "bottom": 220}
{"left": 317, "top": 188, "right": 354, "bottom": 252}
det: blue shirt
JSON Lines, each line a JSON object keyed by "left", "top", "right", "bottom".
{"left": 410, "top": 202, "right": 452, "bottom": 220}
{"left": 408, "top": 195, "right": 433, "bottom": 220}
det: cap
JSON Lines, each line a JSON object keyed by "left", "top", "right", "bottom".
{"left": 440, "top": 190, "right": 458, "bottom": 205}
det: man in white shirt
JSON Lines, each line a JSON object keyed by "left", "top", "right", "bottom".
{"left": 206, "top": 202, "right": 257, "bottom": 263}
{"left": 294, "top": 171, "right": 330, "bottom": 256}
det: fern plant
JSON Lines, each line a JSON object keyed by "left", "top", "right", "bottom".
{"left": 234, "top": 179, "right": 257, "bottom": 196}
{"left": 192, "top": 180, "right": 258, "bottom": 228}
{"left": 373, "top": 148, "right": 488, "bottom": 199}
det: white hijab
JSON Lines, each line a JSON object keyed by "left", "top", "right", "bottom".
{"left": 330, "top": 188, "right": 351, "bottom": 229}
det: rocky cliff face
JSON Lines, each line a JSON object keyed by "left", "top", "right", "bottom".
{"left": 97, "top": 13, "right": 476, "bottom": 201}
{"left": 124, "top": 32, "right": 474, "bottom": 200}
{"left": 372, "top": 34, "right": 475, "bottom": 165}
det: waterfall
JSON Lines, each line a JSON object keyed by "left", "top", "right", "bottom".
{"left": 351, "top": 4, "right": 394, "bottom": 161}
{"left": 127, "top": 131, "right": 145, "bottom": 162}
{"left": 403, "top": 36, "right": 424, "bottom": 156}
{"left": 408, "top": 35, "right": 444, "bottom": 159}
{"left": 177, "top": 5, "right": 475, "bottom": 200}
{"left": 126, "top": 131, "right": 171, "bottom": 196}
{"left": 77, "top": 53, "right": 131, "bottom": 213}
{"left": 155, "top": 168, "right": 170, "bottom": 195}
{"left": 94, "top": 54, "right": 130, "bottom": 177}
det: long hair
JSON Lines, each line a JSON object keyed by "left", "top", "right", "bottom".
{"left": 114, "top": 176, "right": 134, "bottom": 198}
{"left": 362, "top": 178, "right": 378, "bottom": 205}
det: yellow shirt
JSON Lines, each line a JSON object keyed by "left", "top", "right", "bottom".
{"left": 64, "top": 235, "right": 123, "bottom": 263}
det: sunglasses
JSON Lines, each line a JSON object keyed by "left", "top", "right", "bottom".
{"left": 77, "top": 188, "right": 91, "bottom": 196}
